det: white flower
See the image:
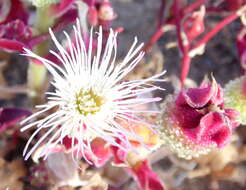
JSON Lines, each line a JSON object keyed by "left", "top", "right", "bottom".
{"left": 21, "top": 20, "right": 166, "bottom": 162}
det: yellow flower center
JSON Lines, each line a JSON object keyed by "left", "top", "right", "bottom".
{"left": 75, "top": 89, "right": 104, "bottom": 116}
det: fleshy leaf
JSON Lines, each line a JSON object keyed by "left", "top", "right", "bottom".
{"left": 184, "top": 112, "right": 232, "bottom": 147}
{"left": 111, "top": 139, "right": 127, "bottom": 166}
{"left": 86, "top": 138, "right": 112, "bottom": 167}
{"left": 173, "top": 104, "right": 203, "bottom": 129}
{"left": 182, "top": 82, "right": 215, "bottom": 108}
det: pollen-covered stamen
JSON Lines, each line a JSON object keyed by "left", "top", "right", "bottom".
{"left": 75, "top": 89, "right": 104, "bottom": 115}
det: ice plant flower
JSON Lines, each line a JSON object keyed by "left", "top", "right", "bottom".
{"left": 158, "top": 78, "right": 239, "bottom": 159}
{"left": 21, "top": 20, "right": 165, "bottom": 162}
{"left": 224, "top": 75, "right": 246, "bottom": 125}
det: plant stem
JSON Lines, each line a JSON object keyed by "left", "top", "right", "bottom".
{"left": 157, "top": 0, "right": 166, "bottom": 30}
{"left": 191, "top": 9, "right": 245, "bottom": 51}
{"left": 143, "top": 27, "right": 165, "bottom": 52}
{"left": 174, "top": 0, "right": 191, "bottom": 88}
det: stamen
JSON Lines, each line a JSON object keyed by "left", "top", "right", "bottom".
{"left": 75, "top": 89, "right": 104, "bottom": 116}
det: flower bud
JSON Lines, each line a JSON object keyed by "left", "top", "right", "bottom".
{"left": 182, "top": 6, "right": 205, "bottom": 42}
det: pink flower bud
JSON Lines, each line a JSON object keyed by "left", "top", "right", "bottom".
{"left": 182, "top": 6, "right": 205, "bottom": 42}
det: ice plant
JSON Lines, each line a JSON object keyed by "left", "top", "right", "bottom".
{"left": 224, "top": 76, "right": 246, "bottom": 125}
{"left": 21, "top": 20, "right": 166, "bottom": 162}
{"left": 158, "top": 78, "right": 239, "bottom": 159}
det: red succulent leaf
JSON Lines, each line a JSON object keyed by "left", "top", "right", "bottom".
{"left": 173, "top": 104, "right": 203, "bottom": 129}
{"left": 110, "top": 139, "right": 127, "bottom": 165}
{"left": 128, "top": 160, "right": 165, "bottom": 190}
{"left": 210, "top": 84, "right": 224, "bottom": 106}
{"left": 86, "top": 138, "right": 112, "bottom": 167}
{"left": 177, "top": 78, "right": 222, "bottom": 109}
{"left": 62, "top": 137, "right": 112, "bottom": 167}
{"left": 0, "top": 107, "right": 31, "bottom": 132}
{"left": 180, "top": 82, "right": 215, "bottom": 108}
{"left": 184, "top": 112, "right": 232, "bottom": 148}
{"left": 0, "top": 39, "right": 27, "bottom": 52}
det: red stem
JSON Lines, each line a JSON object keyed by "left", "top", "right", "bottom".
{"left": 191, "top": 10, "right": 244, "bottom": 51}
{"left": 174, "top": 0, "right": 191, "bottom": 88}
{"left": 143, "top": 27, "right": 165, "bottom": 52}
{"left": 180, "top": 50, "right": 191, "bottom": 85}
{"left": 157, "top": 0, "right": 166, "bottom": 30}
{"left": 143, "top": 0, "right": 166, "bottom": 52}
{"left": 174, "top": 0, "right": 184, "bottom": 53}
